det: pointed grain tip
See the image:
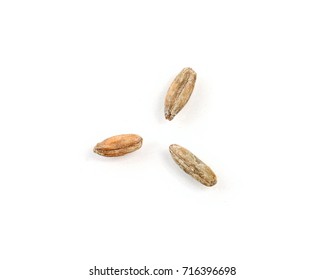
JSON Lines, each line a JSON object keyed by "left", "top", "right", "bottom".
{"left": 165, "top": 112, "right": 174, "bottom": 121}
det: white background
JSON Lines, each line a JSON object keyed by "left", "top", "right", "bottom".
{"left": 1, "top": 1, "right": 325, "bottom": 279}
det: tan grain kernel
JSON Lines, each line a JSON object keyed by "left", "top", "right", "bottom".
{"left": 164, "top": 67, "right": 196, "bottom": 121}
{"left": 169, "top": 144, "right": 217, "bottom": 187}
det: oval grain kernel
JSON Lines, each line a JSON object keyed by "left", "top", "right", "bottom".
{"left": 164, "top": 67, "right": 197, "bottom": 121}
{"left": 93, "top": 134, "right": 143, "bottom": 157}
{"left": 169, "top": 144, "right": 217, "bottom": 186}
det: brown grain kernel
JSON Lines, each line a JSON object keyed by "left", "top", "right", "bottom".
{"left": 93, "top": 134, "right": 143, "bottom": 157}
